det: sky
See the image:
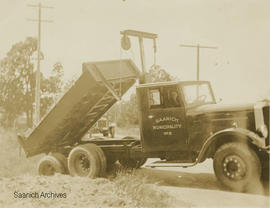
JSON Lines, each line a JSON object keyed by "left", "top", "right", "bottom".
{"left": 0, "top": 0, "right": 269, "bottom": 103}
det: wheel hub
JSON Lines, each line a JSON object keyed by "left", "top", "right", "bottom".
{"left": 44, "top": 164, "right": 55, "bottom": 176}
{"left": 79, "top": 154, "right": 90, "bottom": 172}
{"left": 223, "top": 155, "right": 246, "bottom": 180}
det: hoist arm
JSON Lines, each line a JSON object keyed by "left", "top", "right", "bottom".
{"left": 120, "top": 30, "right": 158, "bottom": 83}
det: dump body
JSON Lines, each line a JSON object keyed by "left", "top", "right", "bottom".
{"left": 19, "top": 59, "right": 140, "bottom": 157}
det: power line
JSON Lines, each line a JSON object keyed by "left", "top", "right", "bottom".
{"left": 180, "top": 44, "right": 217, "bottom": 81}
{"left": 27, "top": 2, "right": 53, "bottom": 125}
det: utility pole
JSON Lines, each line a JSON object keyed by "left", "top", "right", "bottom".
{"left": 27, "top": 3, "right": 53, "bottom": 125}
{"left": 180, "top": 44, "right": 217, "bottom": 81}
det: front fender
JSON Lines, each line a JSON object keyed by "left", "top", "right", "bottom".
{"left": 197, "top": 127, "right": 267, "bottom": 163}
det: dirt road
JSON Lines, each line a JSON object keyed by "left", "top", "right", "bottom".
{"left": 139, "top": 159, "right": 269, "bottom": 208}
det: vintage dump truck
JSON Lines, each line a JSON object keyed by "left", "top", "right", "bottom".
{"left": 18, "top": 58, "right": 269, "bottom": 192}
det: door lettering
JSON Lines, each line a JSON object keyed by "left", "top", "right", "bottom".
{"left": 155, "top": 116, "right": 179, "bottom": 124}
{"left": 153, "top": 124, "right": 182, "bottom": 130}
{"left": 153, "top": 116, "right": 181, "bottom": 130}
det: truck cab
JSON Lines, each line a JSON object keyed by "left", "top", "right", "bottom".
{"left": 137, "top": 81, "right": 216, "bottom": 161}
{"left": 137, "top": 80, "right": 269, "bottom": 166}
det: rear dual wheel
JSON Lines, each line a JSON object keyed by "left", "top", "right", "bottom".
{"left": 67, "top": 144, "right": 107, "bottom": 178}
{"left": 38, "top": 153, "right": 67, "bottom": 176}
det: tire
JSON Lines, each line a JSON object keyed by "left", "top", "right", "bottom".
{"left": 94, "top": 146, "right": 107, "bottom": 177}
{"left": 119, "top": 157, "right": 147, "bottom": 169}
{"left": 68, "top": 144, "right": 101, "bottom": 178}
{"left": 51, "top": 153, "right": 68, "bottom": 174}
{"left": 261, "top": 161, "right": 269, "bottom": 181}
{"left": 38, "top": 155, "right": 65, "bottom": 176}
{"left": 213, "top": 142, "right": 261, "bottom": 192}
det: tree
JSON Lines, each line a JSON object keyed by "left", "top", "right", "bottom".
{"left": 0, "top": 37, "right": 65, "bottom": 128}
{"left": 40, "top": 62, "right": 64, "bottom": 117}
{"left": 63, "top": 74, "right": 79, "bottom": 92}
{"left": 111, "top": 93, "right": 138, "bottom": 127}
{"left": 0, "top": 37, "right": 37, "bottom": 127}
{"left": 146, "top": 64, "right": 175, "bottom": 82}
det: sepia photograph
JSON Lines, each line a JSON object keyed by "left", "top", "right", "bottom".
{"left": 0, "top": 0, "right": 269, "bottom": 207}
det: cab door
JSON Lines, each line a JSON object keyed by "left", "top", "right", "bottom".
{"left": 141, "top": 85, "right": 188, "bottom": 153}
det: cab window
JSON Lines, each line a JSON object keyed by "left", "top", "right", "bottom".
{"left": 149, "top": 88, "right": 161, "bottom": 108}
{"left": 164, "top": 86, "right": 182, "bottom": 108}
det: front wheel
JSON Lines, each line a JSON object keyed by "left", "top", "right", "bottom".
{"left": 261, "top": 159, "right": 269, "bottom": 181}
{"left": 213, "top": 142, "right": 261, "bottom": 192}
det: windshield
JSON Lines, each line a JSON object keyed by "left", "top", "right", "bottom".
{"left": 182, "top": 82, "right": 215, "bottom": 107}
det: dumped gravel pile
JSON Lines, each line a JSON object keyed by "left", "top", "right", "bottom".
{"left": 0, "top": 174, "right": 173, "bottom": 208}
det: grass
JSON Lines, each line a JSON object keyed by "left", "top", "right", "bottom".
{"left": 0, "top": 168, "right": 175, "bottom": 208}
{"left": 113, "top": 169, "right": 172, "bottom": 208}
{"left": 0, "top": 128, "right": 42, "bottom": 177}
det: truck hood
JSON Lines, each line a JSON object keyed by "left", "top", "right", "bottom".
{"left": 187, "top": 102, "right": 254, "bottom": 116}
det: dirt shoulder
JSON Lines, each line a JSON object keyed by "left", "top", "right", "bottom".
{"left": 163, "top": 186, "right": 269, "bottom": 208}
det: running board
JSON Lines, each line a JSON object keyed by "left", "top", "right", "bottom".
{"left": 146, "top": 161, "right": 198, "bottom": 168}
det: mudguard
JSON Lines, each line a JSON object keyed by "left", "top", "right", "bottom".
{"left": 197, "top": 127, "right": 268, "bottom": 163}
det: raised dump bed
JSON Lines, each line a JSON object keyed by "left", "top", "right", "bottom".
{"left": 18, "top": 59, "right": 140, "bottom": 157}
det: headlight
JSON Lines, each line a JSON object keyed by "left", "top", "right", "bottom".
{"left": 258, "top": 124, "right": 268, "bottom": 138}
